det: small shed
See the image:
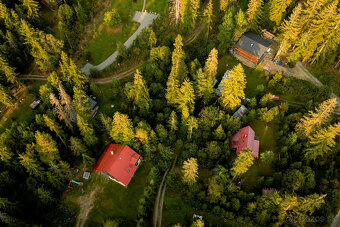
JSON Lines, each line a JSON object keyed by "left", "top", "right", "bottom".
{"left": 234, "top": 32, "right": 272, "bottom": 64}
{"left": 29, "top": 100, "right": 41, "bottom": 109}
{"left": 233, "top": 105, "right": 248, "bottom": 118}
{"left": 215, "top": 70, "right": 231, "bottom": 96}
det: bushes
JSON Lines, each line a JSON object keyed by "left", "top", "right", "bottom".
{"left": 104, "top": 9, "right": 121, "bottom": 28}
{"left": 90, "top": 68, "right": 101, "bottom": 78}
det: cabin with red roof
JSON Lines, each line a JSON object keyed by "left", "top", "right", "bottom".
{"left": 93, "top": 144, "right": 143, "bottom": 187}
{"left": 230, "top": 126, "right": 260, "bottom": 158}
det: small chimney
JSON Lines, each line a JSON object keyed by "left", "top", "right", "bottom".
{"left": 110, "top": 151, "right": 114, "bottom": 155}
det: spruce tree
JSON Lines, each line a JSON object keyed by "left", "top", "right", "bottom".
{"left": 0, "top": 84, "right": 14, "bottom": 106}
{"left": 196, "top": 68, "right": 214, "bottom": 103}
{"left": 43, "top": 114, "right": 66, "bottom": 146}
{"left": 125, "top": 70, "right": 151, "bottom": 113}
{"left": 217, "top": 8, "right": 235, "bottom": 53}
{"left": 233, "top": 9, "right": 248, "bottom": 42}
{"left": 168, "top": 111, "right": 178, "bottom": 131}
{"left": 69, "top": 137, "right": 87, "bottom": 157}
{"left": 35, "top": 131, "right": 59, "bottom": 164}
{"left": 76, "top": 114, "right": 98, "bottom": 146}
{"left": 268, "top": 0, "right": 293, "bottom": 27}
{"left": 186, "top": 116, "right": 198, "bottom": 139}
{"left": 220, "top": 64, "right": 246, "bottom": 110}
{"left": 0, "top": 55, "right": 18, "bottom": 85}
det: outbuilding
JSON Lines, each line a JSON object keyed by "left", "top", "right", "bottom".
{"left": 234, "top": 32, "right": 272, "bottom": 64}
{"left": 93, "top": 144, "right": 143, "bottom": 187}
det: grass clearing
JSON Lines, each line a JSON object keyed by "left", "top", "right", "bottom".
{"left": 0, "top": 81, "right": 45, "bottom": 133}
{"left": 85, "top": 0, "right": 143, "bottom": 65}
{"left": 306, "top": 65, "right": 340, "bottom": 96}
{"left": 162, "top": 193, "right": 193, "bottom": 226}
{"left": 145, "top": 0, "right": 168, "bottom": 14}
{"left": 62, "top": 161, "right": 152, "bottom": 226}
{"left": 218, "top": 54, "right": 267, "bottom": 98}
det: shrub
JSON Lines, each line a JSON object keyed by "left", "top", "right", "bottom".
{"left": 90, "top": 68, "right": 101, "bottom": 78}
{"left": 103, "top": 9, "right": 121, "bottom": 28}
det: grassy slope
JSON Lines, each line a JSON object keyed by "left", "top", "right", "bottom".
{"left": 62, "top": 162, "right": 152, "bottom": 226}
{"left": 306, "top": 65, "right": 340, "bottom": 96}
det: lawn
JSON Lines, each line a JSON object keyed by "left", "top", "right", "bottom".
{"left": 242, "top": 119, "right": 279, "bottom": 191}
{"left": 217, "top": 54, "right": 267, "bottom": 98}
{"left": 85, "top": 0, "right": 143, "bottom": 65}
{"left": 0, "top": 81, "right": 45, "bottom": 133}
{"left": 162, "top": 194, "right": 194, "bottom": 226}
{"left": 145, "top": 0, "right": 168, "bottom": 14}
{"left": 62, "top": 161, "right": 152, "bottom": 226}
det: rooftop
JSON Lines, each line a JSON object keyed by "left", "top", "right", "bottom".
{"left": 235, "top": 32, "right": 272, "bottom": 58}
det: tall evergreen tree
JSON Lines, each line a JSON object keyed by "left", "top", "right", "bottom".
{"left": 35, "top": 131, "right": 59, "bottom": 164}
{"left": 275, "top": 3, "right": 303, "bottom": 59}
{"left": 59, "top": 52, "right": 87, "bottom": 88}
{"left": 76, "top": 114, "right": 97, "bottom": 146}
{"left": 295, "top": 98, "right": 337, "bottom": 138}
{"left": 175, "top": 79, "right": 195, "bottom": 119}
{"left": 110, "top": 112, "right": 134, "bottom": 145}
{"left": 246, "top": 0, "right": 263, "bottom": 28}
{"left": 195, "top": 68, "right": 214, "bottom": 102}
{"left": 0, "top": 55, "right": 18, "bottom": 85}
{"left": 220, "top": 0, "right": 235, "bottom": 11}
{"left": 0, "top": 84, "right": 14, "bottom": 106}
{"left": 19, "top": 144, "right": 44, "bottom": 178}
{"left": 125, "top": 70, "right": 151, "bottom": 113}
{"left": 50, "top": 93, "right": 72, "bottom": 129}
{"left": 22, "top": 0, "right": 39, "bottom": 18}
{"left": 168, "top": 111, "right": 178, "bottom": 131}
{"left": 231, "top": 148, "right": 254, "bottom": 176}
{"left": 217, "top": 8, "right": 235, "bottom": 53}
{"left": 203, "top": 0, "right": 213, "bottom": 38}
{"left": 204, "top": 48, "right": 218, "bottom": 80}
{"left": 42, "top": 114, "right": 66, "bottom": 146}
{"left": 186, "top": 116, "right": 198, "bottom": 139}
{"left": 182, "top": 157, "right": 198, "bottom": 185}
{"left": 233, "top": 9, "right": 248, "bottom": 41}
{"left": 69, "top": 137, "right": 87, "bottom": 157}
{"left": 220, "top": 64, "right": 246, "bottom": 110}
{"left": 304, "top": 122, "right": 340, "bottom": 160}
{"left": 58, "top": 84, "right": 76, "bottom": 123}
{"left": 268, "top": 0, "right": 293, "bottom": 27}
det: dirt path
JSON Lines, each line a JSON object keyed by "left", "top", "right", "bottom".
{"left": 332, "top": 209, "right": 340, "bottom": 227}
{"left": 153, "top": 155, "right": 177, "bottom": 227}
{"left": 75, "top": 186, "right": 102, "bottom": 227}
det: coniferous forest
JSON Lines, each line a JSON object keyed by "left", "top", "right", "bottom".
{"left": 0, "top": 0, "right": 339, "bottom": 226}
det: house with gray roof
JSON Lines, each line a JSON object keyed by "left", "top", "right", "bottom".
{"left": 234, "top": 32, "right": 272, "bottom": 64}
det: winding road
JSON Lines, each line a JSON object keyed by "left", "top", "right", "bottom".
{"left": 81, "top": 11, "right": 158, "bottom": 76}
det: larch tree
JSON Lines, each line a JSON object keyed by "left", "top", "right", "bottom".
{"left": 304, "top": 122, "right": 340, "bottom": 160}
{"left": 72, "top": 86, "right": 90, "bottom": 120}
{"left": 204, "top": 48, "right": 218, "bottom": 80}
{"left": 220, "top": 64, "right": 246, "bottom": 110}
{"left": 231, "top": 148, "right": 255, "bottom": 176}
{"left": 58, "top": 85, "right": 76, "bottom": 123}
{"left": 43, "top": 114, "right": 66, "bottom": 146}
{"left": 268, "top": 0, "right": 293, "bottom": 27}
{"left": 168, "top": 111, "right": 178, "bottom": 131}
{"left": 175, "top": 79, "right": 195, "bottom": 119}
{"left": 59, "top": 52, "right": 87, "bottom": 88}
{"left": 233, "top": 9, "right": 248, "bottom": 42}
{"left": 295, "top": 98, "right": 337, "bottom": 138}
{"left": 182, "top": 157, "right": 199, "bottom": 185}
{"left": 99, "top": 113, "right": 112, "bottom": 135}
{"left": 35, "top": 131, "right": 59, "bottom": 164}
{"left": 203, "top": 0, "right": 213, "bottom": 38}
{"left": 170, "top": 0, "right": 182, "bottom": 25}
{"left": 20, "top": 19, "right": 63, "bottom": 72}
{"left": 19, "top": 144, "right": 44, "bottom": 178}
{"left": 50, "top": 93, "right": 72, "bottom": 129}
{"left": 220, "top": 0, "right": 235, "bottom": 11}
{"left": 180, "top": 0, "right": 200, "bottom": 32}
{"left": 186, "top": 116, "right": 198, "bottom": 139}
{"left": 275, "top": 3, "right": 303, "bottom": 58}
{"left": 76, "top": 114, "right": 98, "bottom": 146}
{"left": 0, "top": 55, "right": 18, "bottom": 85}
{"left": 22, "top": 0, "right": 39, "bottom": 18}
{"left": 195, "top": 68, "right": 214, "bottom": 103}
{"left": 110, "top": 112, "right": 135, "bottom": 145}
{"left": 125, "top": 70, "right": 151, "bottom": 113}
{"left": 166, "top": 35, "right": 187, "bottom": 105}
{"left": 246, "top": 0, "right": 263, "bottom": 28}
{"left": 0, "top": 84, "right": 14, "bottom": 107}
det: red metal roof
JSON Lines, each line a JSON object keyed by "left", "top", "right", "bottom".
{"left": 93, "top": 144, "right": 142, "bottom": 186}
{"left": 230, "top": 126, "right": 259, "bottom": 158}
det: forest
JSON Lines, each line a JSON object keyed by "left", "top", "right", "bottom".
{"left": 0, "top": 0, "right": 339, "bottom": 226}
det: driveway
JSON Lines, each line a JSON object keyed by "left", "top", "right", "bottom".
{"left": 81, "top": 11, "right": 158, "bottom": 76}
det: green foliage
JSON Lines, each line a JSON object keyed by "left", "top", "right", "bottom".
{"left": 110, "top": 112, "right": 134, "bottom": 145}
{"left": 104, "top": 9, "right": 121, "bottom": 28}
{"left": 283, "top": 169, "right": 305, "bottom": 192}
{"left": 136, "top": 27, "right": 157, "bottom": 50}
{"left": 260, "top": 150, "right": 274, "bottom": 163}
{"left": 231, "top": 148, "right": 255, "bottom": 176}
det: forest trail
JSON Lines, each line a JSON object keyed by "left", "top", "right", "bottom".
{"left": 75, "top": 186, "right": 102, "bottom": 227}
{"left": 332, "top": 209, "right": 340, "bottom": 227}
{"left": 153, "top": 155, "right": 177, "bottom": 227}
